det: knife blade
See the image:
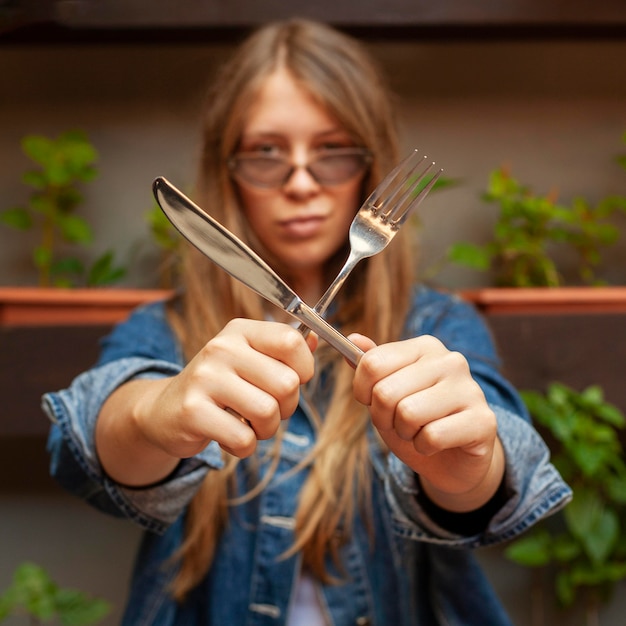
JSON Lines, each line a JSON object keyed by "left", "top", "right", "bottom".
{"left": 153, "top": 177, "right": 363, "bottom": 366}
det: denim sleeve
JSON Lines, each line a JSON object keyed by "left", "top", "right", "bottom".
{"left": 386, "top": 287, "right": 572, "bottom": 545}
{"left": 42, "top": 303, "right": 224, "bottom": 534}
{"left": 385, "top": 406, "right": 572, "bottom": 547}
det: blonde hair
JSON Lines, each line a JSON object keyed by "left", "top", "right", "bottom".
{"left": 168, "top": 18, "right": 416, "bottom": 600}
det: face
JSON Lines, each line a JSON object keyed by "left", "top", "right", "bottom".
{"left": 233, "top": 69, "right": 367, "bottom": 299}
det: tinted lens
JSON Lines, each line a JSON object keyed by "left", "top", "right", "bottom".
{"left": 230, "top": 156, "right": 292, "bottom": 188}
{"left": 229, "top": 148, "right": 371, "bottom": 188}
{"left": 309, "top": 149, "right": 371, "bottom": 185}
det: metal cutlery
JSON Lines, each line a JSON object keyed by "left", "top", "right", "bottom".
{"left": 298, "top": 149, "right": 442, "bottom": 335}
{"left": 153, "top": 177, "right": 363, "bottom": 366}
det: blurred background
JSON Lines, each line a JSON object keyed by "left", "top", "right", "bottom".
{"left": 1, "top": 2, "right": 625, "bottom": 624}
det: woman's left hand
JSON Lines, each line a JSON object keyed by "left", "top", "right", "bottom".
{"left": 350, "top": 333, "right": 505, "bottom": 513}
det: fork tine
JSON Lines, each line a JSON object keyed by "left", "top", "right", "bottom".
{"left": 387, "top": 164, "right": 443, "bottom": 228}
{"left": 380, "top": 159, "right": 435, "bottom": 221}
{"left": 366, "top": 150, "right": 427, "bottom": 211}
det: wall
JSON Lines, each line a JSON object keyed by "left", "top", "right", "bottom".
{"left": 1, "top": 40, "right": 625, "bottom": 288}
{"left": 1, "top": 35, "right": 625, "bottom": 625}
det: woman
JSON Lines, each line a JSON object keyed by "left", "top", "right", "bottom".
{"left": 44, "top": 19, "right": 571, "bottom": 625}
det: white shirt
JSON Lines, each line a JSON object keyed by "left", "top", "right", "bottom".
{"left": 287, "top": 572, "right": 327, "bottom": 626}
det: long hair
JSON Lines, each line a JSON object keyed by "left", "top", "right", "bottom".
{"left": 168, "top": 18, "right": 416, "bottom": 600}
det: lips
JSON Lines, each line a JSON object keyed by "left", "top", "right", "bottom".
{"left": 279, "top": 215, "right": 326, "bottom": 239}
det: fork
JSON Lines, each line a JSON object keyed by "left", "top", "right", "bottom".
{"left": 298, "top": 149, "right": 442, "bottom": 335}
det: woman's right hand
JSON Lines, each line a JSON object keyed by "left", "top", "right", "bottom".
{"left": 95, "top": 319, "right": 316, "bottom": 486}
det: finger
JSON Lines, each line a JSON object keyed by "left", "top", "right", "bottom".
{"left": 411, "top": 406, "right": 496, "bottom": 458}
{"left": 384, "top": 360, "right": 484, "bottom": 441}
{"left": 304, "top": 331, "right": 319, "bottom": 355}
{"left": 352, "top": 337, "right": 435, "bottom": 408}
{"left": 180, "top": 399, "right": 258, "bottom": 459}
{"left": 233, "top": 320, "right": 315, "bottom": 383}
{"left": 208, "top": 370, "right": 285, "bottom": 439}
{"left": 206, "top": 322, "right": 311, "bottom": 420}
{"left": 361, "top": 339, "right": 472, "bottom": 431}
{"left": 233, "top": 356, "right": 302, "bottom": 421}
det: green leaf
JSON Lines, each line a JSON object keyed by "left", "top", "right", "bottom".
{"left": 555, "top": 570, "right": 576, "bottom": 606}
{"left": 564, "top": 489, "right": 619, "bottom": 564}
{"left": 30, "top": 193, "right": 56, "bottom": 216}
{"left": 33, "top": 245, "right": 53, "bottom": 270}
{"left": 447, "top": 242, "right": 492, "bottom": 270}
{"left": 570, "top": 441, "right": 612, "bottom": 477}
{"left": 22, "top": 134, "right": 54, "bottom": 166}
{"left": 87, "top": 251, "right": 126, "bottom": 286}
{"left": 0, "top": 562, "right": 111, "bottom": 624}
{"left": 596, "top": 403, "right": 626, "bottom": 428}
{"left": 584, "top": 509, "right": 620, "bottom": 565}
{"left": 0, "top": 206, "right": 32, "bottom": 230}
{"left": 606, "top": 474, "right": 626, "bottom": 504}
{"left": 22, "top": 170, "right": 47, "bottom": 189}
{"left": 58, "top": 214, "right": 93, "bottom": 244}
{"left": 54, "top": 588, "right": 111, "bottom": 626}
{"left": 552, "top": 534, "right": 581, "bottom": 562}
{"left": 4, "top": 562, "right": 58, "bottom": 620}
{"left": 504, "top": 530, "right": 552, "bottom": 566}
{"left": 50, "top": 257, "right": 85, "bottom": 277}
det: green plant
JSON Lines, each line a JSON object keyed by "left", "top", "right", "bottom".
{"left": 0, "top": 562, "right": 111, "bottom": 625}
{"left": 447, "top": 137, "right": 626, "bottom": 286}
{"left": 505, "top": 383, "right": 626, "bottom": 623}
{"left": 0, "top": 130, "right": 126, "bottom": 287}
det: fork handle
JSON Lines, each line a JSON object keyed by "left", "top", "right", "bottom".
{"left": 298, "top": 251, "right": 361, "bottom": 338}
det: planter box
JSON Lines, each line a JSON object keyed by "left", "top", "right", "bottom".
{"left": 0, "top": 286, "right": 172, "bottom": 327}
{"left": 0, "top": 287, "right": 172, "bottom": 437}
{"left": 462, "top": 287, "right": 626, "bottom": 416}
{"left": 461, "top": 286, "right": 626, "bottom": 315}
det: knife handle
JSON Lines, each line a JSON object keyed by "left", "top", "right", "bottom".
{"left": 294, "top": 302, "right": 363, "bottom": 367}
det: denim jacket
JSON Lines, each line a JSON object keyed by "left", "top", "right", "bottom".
{"left": 43, "top": 286, "right": 571, "bottom": 626}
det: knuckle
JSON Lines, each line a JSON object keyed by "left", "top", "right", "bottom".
{"left": 202, "top": 334, "right": 233, "bottom": 359}
{"left": 478, "top": 405, "right": 497, "bottom": 432}
{"left": 417, "top": 334, "right": 444, "bottom": 352}
{"left": 179, "top": 393, "right": 204, "bottom": 423}
{"left": 254, "top": 395, "right": 281, "bottom": 423}
{"left": 359, "top": 349, "right": 387, "bottom": 379}
{"left": 394, "top": 396, "right": 414, "bottom": 422}
{"left": 274, "top": 368, "right": 301, "bottom": 398}
{"left": 444, "top": 350, "right": 469, "bottom": 372}
{"left": 371, "top": 379, "right": 397, "bottom": 411}
{"left": 282, "top": 326, "right": 304, "bottom": 352}
{"left": 415, "top": 423, "right": 443, "bottom": 455}
{"left": 228, "top": 427, "right": 257, "bottom": 455}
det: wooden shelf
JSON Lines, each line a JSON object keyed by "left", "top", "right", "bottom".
{"left": 2, "top": 0, "right": 625, "bottom": 44}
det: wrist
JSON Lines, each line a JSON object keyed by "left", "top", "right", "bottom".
{"left": 97, "top": 378, "right": 180, "bottom": 487}
{"left": 420, "top": 437, "right": 506, "bottom": 513}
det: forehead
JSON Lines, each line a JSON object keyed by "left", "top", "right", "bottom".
{"left": 242, "top": 69, "right": 342, "bottom": 136}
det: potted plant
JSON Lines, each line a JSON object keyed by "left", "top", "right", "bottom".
{"left": 430, "top": 135, "right": 626, "bottom": 419}
{"left": 0, "top": 132, "right": 172, "bottom": 442}
{"left": 0, "top": 562, "right": 111, "bottom": 625}
{"left": 0, "top": 130, "right": 171, "bottom": 327}
{"left": 0, "top": 130, "right": 126, "bottom": 289}
{"left": 504, "top": 382, "right": 626, "bottom": 626}
{"left": 447, "top": 144, "right": 626, "bottom": 314}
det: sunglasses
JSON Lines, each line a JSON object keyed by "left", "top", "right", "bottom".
{"left": 228, "top": 147, "right": 372, "bottom": 189}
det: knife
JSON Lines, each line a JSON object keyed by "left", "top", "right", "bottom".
{"left": 153, "top": 177, "right": 363, "bottom": 367}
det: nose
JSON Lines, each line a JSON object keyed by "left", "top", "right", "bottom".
{"left": 282, "top": 162, "right": 321, "bottom": 196}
